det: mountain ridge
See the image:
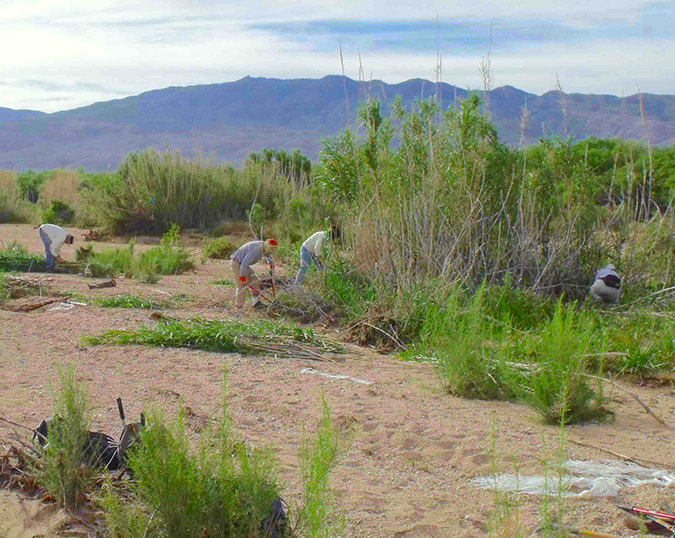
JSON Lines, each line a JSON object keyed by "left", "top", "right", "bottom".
{"left": 1, "top": 75, "right": 673, "bottom": 171}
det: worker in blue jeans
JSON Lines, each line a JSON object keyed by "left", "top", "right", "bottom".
{"left": 295, "top": 225, "right": 340, "bottom": 285}
{"left": 38, "top": 223, "right": 74, "bottom": 271}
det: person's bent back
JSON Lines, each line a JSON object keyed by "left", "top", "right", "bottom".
{"left": 38, "top": 223, "right": 74, "bottom": 271}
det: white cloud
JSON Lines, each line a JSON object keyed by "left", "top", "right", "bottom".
{"left": 0, "top": 0, "right": 672, "bottom": 112}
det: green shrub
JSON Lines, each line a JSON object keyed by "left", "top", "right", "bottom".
{"left": 0, "top": 241, "right": 47, "bottom": 272}
{"left": 202, "top": 236, "right": 237, "bottom": 259}
{"left": 87, "top": 242, "right": 136, "bottom": 277}
{"left": 597, "top": 309, "right": 675, "bottom": 375}
{"left": 138, "top": 243, "right": 194, "bottom": 277}
{"left": 82, "top": 229, "right": 194, "bottom": 280}
{"left": 525, "top": 301, "right": 608, "bottom": 425}
{"left": 41, "top": 199, "right": 75, "bottom": 225}
{"left": 433, "top": 286, "right": 515, "bottom": 400}
{"left": 322, "top": 258, "right": 376, "bottom": 319}
{"left": 17, "top": 169, "right": 52, "bottom": 203}
{"left": 132, "top": 410, "right": 277, "bottom": 537}
{"left": 35, "top": 364, "right": 95, "bottom": 508}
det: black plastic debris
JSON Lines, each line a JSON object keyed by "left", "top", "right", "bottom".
{"left": 259, "top": 496, "right": 288, "bottom": 538}
{"left": 32, "top": 397, "right": 144, "bottom": 472}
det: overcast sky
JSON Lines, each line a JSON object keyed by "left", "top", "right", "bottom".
{"left": 1, "top": 0, "right": 673, "bottom": 113}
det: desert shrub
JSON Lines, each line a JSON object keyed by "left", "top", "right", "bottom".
{"left": 138, "top": 224, "right": 195, "bottom": 277}
{"left": 525, "top": 301, "right": 608, "bottom": 425}
{"left": 202, "top": 236, "right": 237, "bottom": 260}
{"left": 83, "top": 228, "right": 194, "bottom": 280}
{"left": 41, "top": 199, "right": 75, "bottom": 225}
{"left": 124, "top": 409, "right": 281, "bottom": 538}
{"left": 322, "top": 257, "right": 377, "bottom": 319}
{"left": 101, "top": 373, "right": 343, "bottom": 538}
{"left": 100, "top": 480, "right": 159, "bottom": 538}
{"left": 87, "top": 243, "right": 136, "bottom": 277}
{"left": 35, "top": 364, "right": 95, "bottom": 508}
{"left": 0, "top": 241, "right": 47, "bottom": 272}
{"left": 432, "top": 286, "right": 516, "bottom": 400}
{"left": 481, "top": 274, "right": 557, "bottom": 331}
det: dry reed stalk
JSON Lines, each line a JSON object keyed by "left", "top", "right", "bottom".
{"left": 41, "top": 170, "right": 83, "bottom": 209}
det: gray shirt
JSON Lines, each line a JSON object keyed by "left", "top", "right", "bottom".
{"left": 231, "top": 241, "right": 273, "bottom": 276}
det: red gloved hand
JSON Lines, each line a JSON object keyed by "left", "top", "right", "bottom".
{"left": 239, "top": 276, "right": 247, "bottom": 282}
{"left": 270, "top": 264, "right": 275, "bottom": 271}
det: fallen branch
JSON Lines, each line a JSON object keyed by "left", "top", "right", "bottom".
{"left": 362, "top": 322, "right": 407, "bottom": 351}
{"left": 2, "top": 298, "right": 61, "bottom": 312}
{"left": 87, "top": 278, "right": 116, "bottom": 289}
{"left": 568, "top": 439, "right": 675, "bottom": 470}
{"left": 0, "top": 417, "right": 35, "bottom": 433}
{"left": 583, "top": 373, "right": 674, "bottom": 430}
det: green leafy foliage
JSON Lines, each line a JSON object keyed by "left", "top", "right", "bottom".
{"left": 202, "top": 236, "right": 237, "bottom": 259}
{"left": 41, "top": 199, "right": 75, "bottom": 225}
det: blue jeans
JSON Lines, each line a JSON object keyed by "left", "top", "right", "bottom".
{"left": 295, "top": 246, "right": 323, "bottom": 284}
{"left": 39, "top": 228, "right": 54, "bottom": 269}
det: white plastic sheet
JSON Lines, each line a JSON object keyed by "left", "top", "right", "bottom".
{"left": 471, "top": 460, "right": 675, "bottom": 498}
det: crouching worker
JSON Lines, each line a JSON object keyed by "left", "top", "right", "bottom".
{"left": 38, "top": 223, "right": 74, "bottom": 271}
{"left": 295, "top": 225, "right": 340, "bottom": 285}
{"left": 590, "top": 263, "right": 622, "bottom": 304}
{"left": 230, "top": 238, "right": 278, "bottom": 309}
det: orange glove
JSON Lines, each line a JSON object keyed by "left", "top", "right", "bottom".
{"left": 270, "top": 264, "right": 275, "bottom": 271}
{"left": 239, "top": 275, "right": 247, "bottom": 283}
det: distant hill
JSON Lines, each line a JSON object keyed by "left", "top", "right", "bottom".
{"left": 1, "top": 76, "right": 674, "bottom": 171}
{"left": 0, "top": 107, "right": 46, "bottom": 122}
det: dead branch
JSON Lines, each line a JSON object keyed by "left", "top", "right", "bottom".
{"left": 583, "top": 373, "right": 674, "bottom": 430}
{"left": 568, "top": 439, "right": 675, "bottom": 470}
{"left": 362, "top": 322, "right": 407, "bottom": 351}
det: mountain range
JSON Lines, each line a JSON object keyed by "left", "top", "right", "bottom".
{"left": 1, "top": 75, "right": 674, "bottom": 171}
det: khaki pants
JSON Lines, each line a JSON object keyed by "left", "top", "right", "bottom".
{"left": 231, "top": 260, "right": 261, "bottom": 308}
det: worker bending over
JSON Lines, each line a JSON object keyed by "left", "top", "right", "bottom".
{"left": 230, "top": 238, "right": 278, "bottom": 309}
{"left": 295, "top": 225, "right": 340, "bottom": 285}
{"left": 38, "top": 223, "right": 74, "bottom": 271}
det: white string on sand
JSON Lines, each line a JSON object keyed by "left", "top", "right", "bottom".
{"left": 300, "top": 367, "right": 372, "bottom": 385}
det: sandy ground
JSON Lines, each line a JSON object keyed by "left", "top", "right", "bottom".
{"left": 2, "top": 224, "right": 675, "bottom": 537}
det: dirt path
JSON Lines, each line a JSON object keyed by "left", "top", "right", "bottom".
{"left": 2, "top": 224, "right": 675, "bottom": 537}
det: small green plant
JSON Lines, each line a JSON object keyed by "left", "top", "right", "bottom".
{"left": 487, "top": 416, "right": 527, "bottom": 538}
{"left": 41, "top": 199, "right": 75, "bottom": 225}
{"left": 202, "top": 236, "right": 237, "bottom": 259}
{"left": 298, "top": 397, "right": 344, "bottom": 538}
{"left": 211, "top": 278, "right": 236, "bottom": 287}
{"left": 322, "top": 258, "right": 376, "bottom": 319}
{"left": 35, "top": 364, "right": 95, "bottom": 508}
{"left": 94, "top": 294, "right": 173, "bottom": 309}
